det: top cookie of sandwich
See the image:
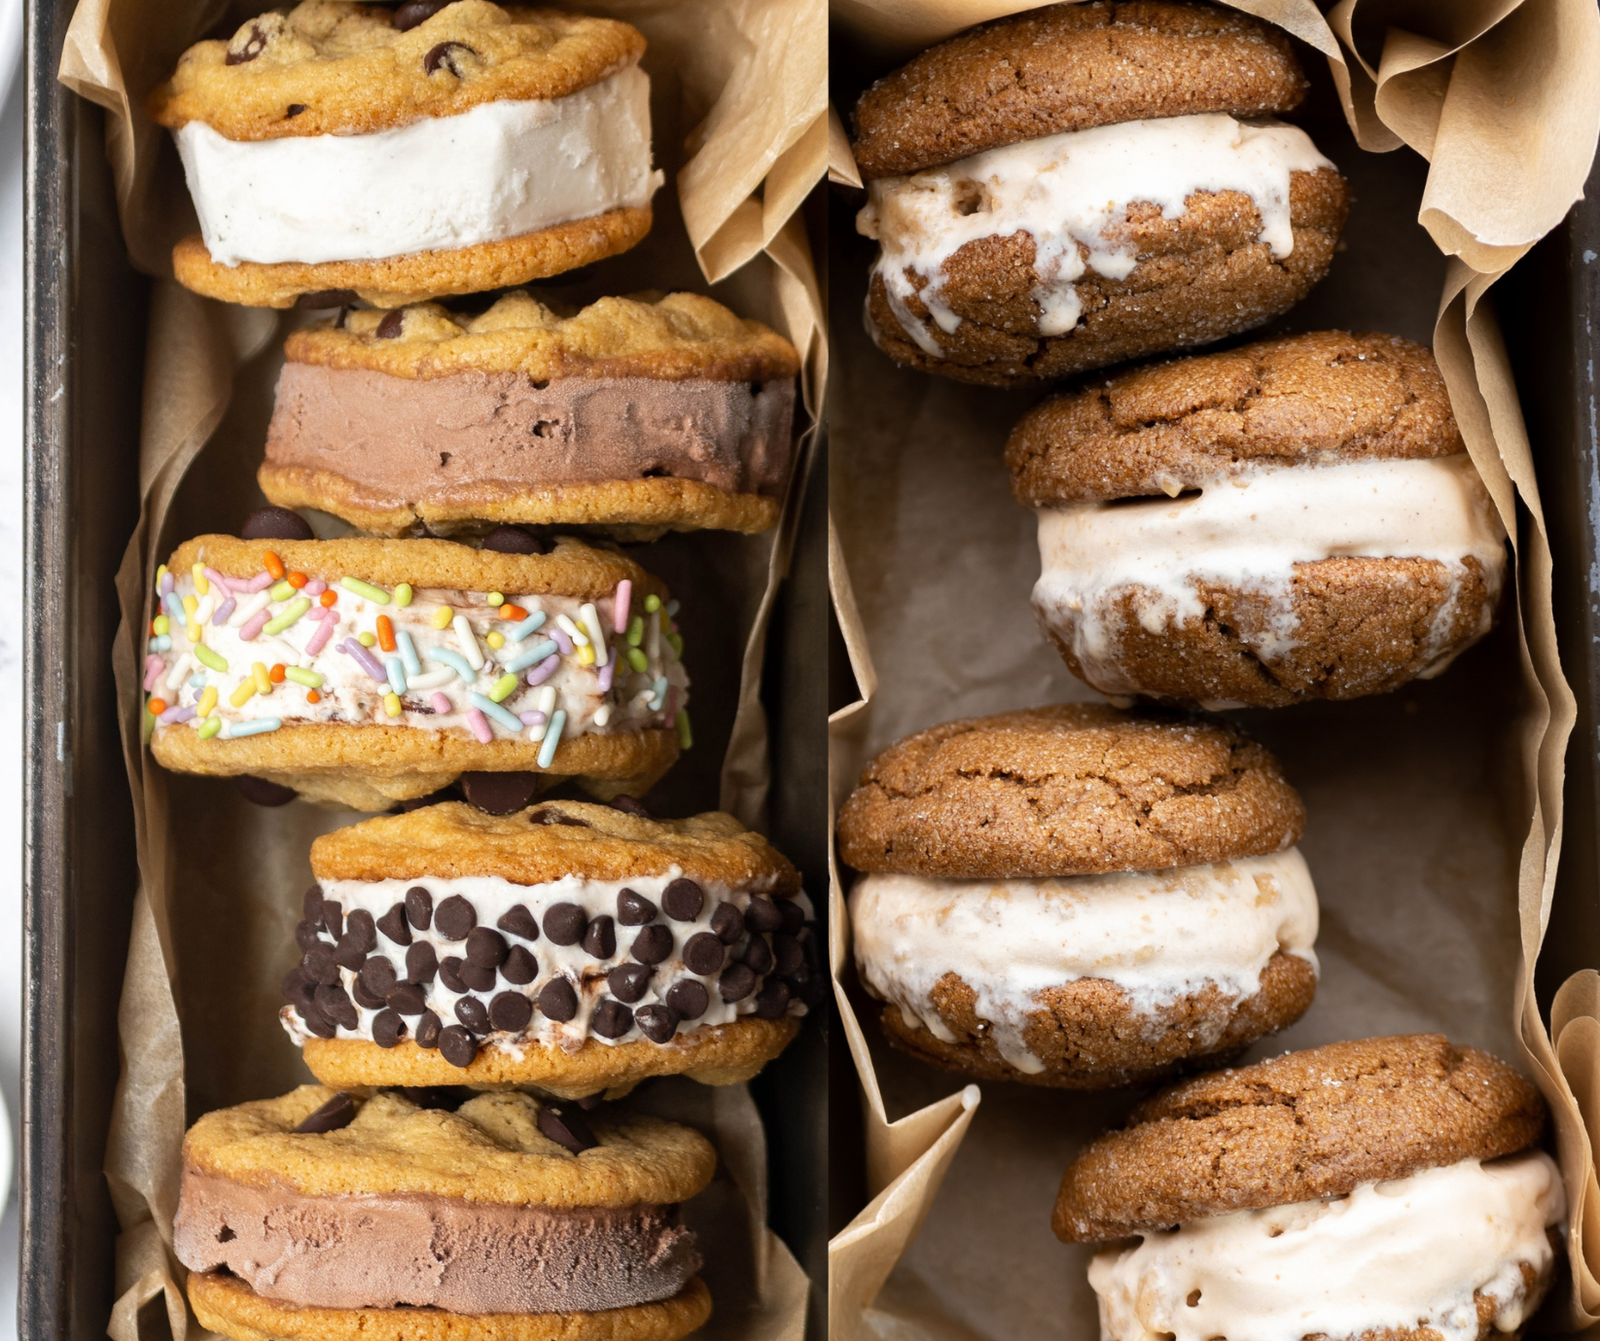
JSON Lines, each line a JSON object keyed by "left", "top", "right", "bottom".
{"left": 1053, "top": 1034, "right": 1546, "bottom": 1242}
{"left": 286, "top": 291, "right": 802, "bottom": 384}
{"left": 185, "top": 1085, "right": 716, "bottom": 1207}
{"left": 836, "top": 704, "right": 1303, "bottom": 879}
{"left": 851, "top": 1, "right": 1306, "bottom": 180}
{"left": 1007, "top": 332, "right": 1466, "bottom": 507}
{"left": 149, "top": 2, "right": 645, "bottom": 142}
{"left": 313, "top": 799, "right": 803, "bottom": 894}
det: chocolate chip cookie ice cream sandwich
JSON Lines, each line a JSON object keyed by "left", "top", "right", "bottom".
{"left": 838, "top": 705, "right": 1318, "bottom": 1088}
{"left": 1008, "top": 332, "right": 1508, "bottom": 708}
{"left": 143, "top": 521, "right": 687, "bottom": 810}
{"left": 259, "top": 291, "right": 801, "bottom": 537}
{"left": 148, "top": 2, "right": 661, "bottom": 308}
{"left": 176, "top": 1086, "right": 715, "bottom": 1339}
{"left": 282, "top": 799, "right": 821, "bottom": 1096}
{"left": 850, "top": 1, "right": 1349, "bottom": 386}
{"left": 1056, "top": 1035, "right": 1565, "bottom": 1341}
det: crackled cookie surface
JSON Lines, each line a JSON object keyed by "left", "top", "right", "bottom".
{"left": 261, "top": 293, "right": 801, "bottom": 536}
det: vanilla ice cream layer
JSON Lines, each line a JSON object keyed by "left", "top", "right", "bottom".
{"left": 848, "top": 850, "right": 1317, "bottom": 1075}
{"left": 284, "top": 874, "right": 813, "bottom": 1054}
{"left": 856, "top": 113, "right": 1333, "bottom": 356}
{"left": 1033, "top": 454, "right": 1507, "bottom": 701}
{"left": 175, "top": 64, "right": 660, "bottom": 267}
{"left": 1090, "top": 1152, "right": 1565, "bottom": 1341}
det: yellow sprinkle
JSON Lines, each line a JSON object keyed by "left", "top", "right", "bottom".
{"left": 192, "top": 563, "right": 209, "bottom": 596}
{"left": 252, "top": 662, "right": 271, "bottom": 694}
{"left": 383, "top": 691, "right": 403, "bottom": 718}
{"left": 432, "top": 606, "right": 453, "bottom": 631}
{"left": 394, "top": 583, "right": 414, "bottom": 607}
{"left": 155, "top": 564, "right": 168, "bottom": 581}
{"left": 152, "top": 615, "right": 170, "bottom": 636}
{"left": 186, "top": 621, "right": 201, "bottom": 645}
{"left": 486, "top": 631, "right": 505, "bottom": 649}
{"left": 578, "top": 644, "right": 596, "bottom": 667}
{"left": 358, "top": 631, "right": 377, "bottom": 647}
{"left": 184, "top": 596, "right": 201, "bottom": 643}
{"left": 197, "top": 686, "right": 218, "bottom": 718}
{"left": 487, "top": 592, "right": 504, "bottom": 607}
{"left": 229, "top": 681, "right": 257, "bottom": 708}
{"left": 183, "top": 594, "right": 198, "bottom": 618}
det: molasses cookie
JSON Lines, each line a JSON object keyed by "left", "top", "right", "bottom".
{"left": 1008, "top": 332, "right": 1508, "bottom": 707}
{"left": 143, "top": 533, "right": 687, "bottom": 809}
{"left": 851, "top": 2, "right": 1348, "bottom": 385}
{"left": 260, "top": 292, "right": 800, "bottom": 537}
{"left": 149, "top": 3, "right": 660, "bottom": 307}
{"left": 1055, "top": 1035, "right": 1563, "bottom": 1341}
{"left": 176, "top": 1085, "right": 715, "bottom": 1336}
{"left": 839, "top": 705, "right": 1317, "bottom": 1087}
{"left": 281, "top": 800, "right": 820, "bottom": 1096}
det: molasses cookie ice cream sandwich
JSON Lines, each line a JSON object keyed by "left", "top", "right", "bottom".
{"left": 260, "top": 291, "right": 801, "bottom": 537}
{"left": 851, "top": 2, "right": 1349, "bottom": 386}
{"left": 143, "top": 526, "right": 686, "bottom": 810}
{"left": 175, "top": 1086, "right": 714, "bottom": 1339}
{"left": 1056, "top": 1035, "right": 1565, "bottom": 1341}
{"left": 282, "top": 799, "right": 820, "bottom": 1096}
{"left": 838, "top": 705, "right": 1318, "bottom": 1088}
{"left": 149, "top": 2, "right": 660, "bottom": 308}
{"left": 1008, "top": 332, "right": 1507, "bottom": 708}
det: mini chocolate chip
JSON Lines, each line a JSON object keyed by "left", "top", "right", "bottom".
{"left": 779, "top": 899, "right": 804, "bottom": 935}
{"left": 711, "top": 903, "right": 745, "bottom": 944}
{"left": 295, "top": 1092, "right": 355, "bottom": 1133}
{"left": 281, "top": 967, "right": 316, "bottom": 1013}
{"left": 460, "top": 961, "right": 496, "bottom": 993}
{"left": 304, "top": 943, "right": 340, "bottom": 986}
{"left": 434, "top": 895, "right": 477, "bottom": 940}
{"left": 635, "top": 1004, "right": 679, "bottom": 1043}
{"left": 387, "top": 982, "right": 427, "bottom": 1015}
{"left": 375, "top": 309, "right": 405, "bottom": 339}
{"left": 320, "top": 900, "right": 344, "bottom": 939}
{"left": 742, "top": 935, "right": 774, "bottom": 976}
{"left": 406, "top": 940, "right": 438, "bottom": 984}
{"left": 501, "top": 944, "right": 537, "bottom": 984}
{"left": 392, "top": 0, "right": 450, "bottom": 29}
{"left": 744, "top": 896, "right": 783, "bottom": 934}
{"left": 235, "top": 775, "right": 295, "bottom": 807}
{"left": 332, "top": 935, "right": 366, "bottom": 972}
{"left": 225, "top": 22, "right": 269, "bottom": 65}
{"left": 755, "top": 978, "right": 792, "bottom": 1019}
{"left": 315, "top": 983, "right": 358, "bottom": 1030}
{"left": 439, "top": 1025, "right": 478, "bottom": 1068}
{"left": 683, "top": 932, "right": 726, "bottom": 975}
{"left": 344, "top": 910, "right": 377, "bottom": 954}
{"left": 423, "top": 39, "right": 475, "bottom": 76}
{"left": 461, "top": 771, "right": 540, "bottom": 814}
{"left": 373, "top": 1009, "right": 407, "bottom": 1048}
{"left": 617, "top": 888, "right": 657, "bottom": 925}
{"left": 293, "top": 288, "right": 359, "bottom": 309}
{"left": 630, "top": 923, "right": 672, "bottom": 965}
{"left": 538, "top": 1105, "right": 597, "bottom": 1154}
{"left": 480, "top": 525, "right": 548, "bottom": 555}
{"left": 608, "top": 963, "right": 652, "bottom": 1003}
{"left": 351, "top": 974, "right": 387, "bottom": 1011}
{"left": 300, "top": 1002, "right": 337, "bottom": 1039}
{"left": 497, "top": 904, "right": 540, "bottom": 940}
{"left": 466, "top": 926, "right": 508, "bottom": 967}
{"left": 438, "top": 956, "right": 467, "bottom": 994}
{"left": 666, "top": 979, "right": 710, "bottom": 1018}
{"left": 240, "top": 506, "right": 315, "bottom": 541}
{"left": 583, "top": 915, "right": 616, "bottom": 960}
{"left": 591, "top": 999, "right": 634, "bottom": 1039}
{"left": 542, "top": 903, "right": 587, "bottom": 946}
{"left": 454, "top": 996, "right": 489, "bottom": 1032}
{"left": 489, "top": 991, "right": 533, "bottom": 1032}
{"left": 719, "top": 963, "right": 757, "bottom": 1002}
{"left": 359, "top": 956, "right": 398, "bottom": 998}
{"left": 608, "top": 795, "right": 651, "bottom": 817}
{"left": 303, "top": 886, "right": 324, "bottom": 923}
{"left": 405, "top": 886, "right": 433, "bottom": 930}
{"left": 772, "top": 933, "right": 804, "bottom": 976}
{"left": 284, "top": 103, "right": 307, "bottom": 118}
{"left": 415, "top": 1011, "right": 442, "bottom": 1048}
{"left": 662, "top": 879, "right": 705, "bottom": 922}
{"left": 295, "top": 920, "right": 322, "bottom": 953}
{"left": 376, "top": 903, "right": 412, "bottom": 947}
{"left": 538, "top": 977, "right": 578, "bottom": 1022}
{"left": 575, "top": 1092, "right": 603, "bottom": 1110}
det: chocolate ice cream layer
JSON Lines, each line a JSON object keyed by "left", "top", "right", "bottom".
{"left": 265, "top": 363, "right": 795, "bottom": 504}
{"left": 174, "top": 1170, "right": 700, "bottom": 1314}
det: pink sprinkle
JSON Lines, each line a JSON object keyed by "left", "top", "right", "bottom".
{"left": 597, "top": 658, "right": 615, "bottom": 693}
{"left": 613, "top": 579, "right": 631, "bottom": 634}
{"left": 306, "top": 618, "right": 336, "bottom": 654}
{"left": 239, "top": 610, "right": 269, "bottom": 641}
{"left": 304, "top": 578, "right": 326, "bottom": 597}
{"left": 143, "top": 655, "right": 164, "bottom": 692}
{"left": 430, "top": 691, "right": 452, "bottom": 715}
{"left": 466, "top": 707, "right": 492, "bottom": 744}
{"left": 203, "top": 566, "right": 233, "bottom": 593}
{"left": 239, "top": 571, "right": 275, "bottom": 593}
{"left": 519, "top": 710, "right": 548, "bottom": 727}
{"left": 526, "top": 656, "right": 561, "bottom": 686}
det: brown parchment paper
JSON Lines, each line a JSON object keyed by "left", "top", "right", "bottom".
{"left": 56, "top": 2, "right": 827, "bottom": 1336}
{"left": 826, "top": 2, "right": 1600, "bottom": 1336}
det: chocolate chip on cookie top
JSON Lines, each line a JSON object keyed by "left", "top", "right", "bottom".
{"left": 850, "top": 1, "right": 1307, "bottom": 180}
{"left": 1007, "top": 331, "right": 1468, "bottom": 507}
{"left": 1053, "top": 1034, "right": 1547, "bottom": 1242}
{"left": 836, "top": 705, "right": 1304, "bottom": 879}
{"left": 149, "top": 2, "right": 646, "bottom": 142}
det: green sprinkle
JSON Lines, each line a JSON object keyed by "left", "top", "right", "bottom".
{"left": 489, "top": 672, "right": 520, "bottom": 703}
{"left": 675, "top": 708, "right": 692, "bottom": 750}
{"left": 341, "top": 577, "right": 391, "bottom": 604}
{"left": 263, "top": 597, "right": 311, "bottom": 635}
{"left": 194, "top": 645, "right": 228, "bottom": 673}
{"left": 626, "top": 647, "right": 648, "bottom": 673}
{"left": 357, "top": 632, "right": 376, "bottom": 647}
{"left": 487, "top": 592, "right": 504, "bottom": 607}
{"left": 269, "top": 579, "right": 295, "bottom": 602}
{"left": 626, "top": 615, "right": 644, "bottom": 647}
{"left": 643, "top": 594, "right": 662, "bottom": 614}
{"left": 152, "top": 615, "right": 170, "bottom": 636}
{"left": 284, "top": 666, "right": 324, "bottom": 689}
{"left": 394, "top": 583, "right": 414, "bottom": 607}
{"left": 666, "top": 631, "right": 683, "bottom": 658}
{"left": 197, "top": 717, "right": 222, "bottom": 740}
